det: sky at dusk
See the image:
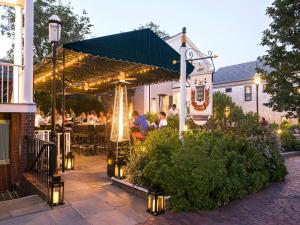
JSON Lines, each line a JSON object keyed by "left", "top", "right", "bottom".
{"left": 0, "top": 0, "right": 273, "bottom": 69}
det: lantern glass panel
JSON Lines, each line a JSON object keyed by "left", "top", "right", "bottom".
{"left": 157, "top": 196, "right": 165, "bottom": 212}
{"left": 147, "top": 193, "right": 156, "bottom": 213}
{"left": 65, "top": 154, "right": 75, "bottom": 170}
{"left": 114, "top": 165, "right": 119, "bottom": 178}
{"left": 48, "top": 23, "right": 61, "bottom": 42}
{"left": 114, "top": 163, "right": 125, "bottom": 179}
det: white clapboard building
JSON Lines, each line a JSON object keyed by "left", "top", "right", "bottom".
{"left": 213, "top": 60, "right": 296, "bottom": 124}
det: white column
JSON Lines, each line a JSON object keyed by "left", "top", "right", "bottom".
{"left": 179, "top": 28, "right": 187, "bottom": 136}
{"left": 22, "top": 0, "right": 34, "bottom": 103}
{"left": 144, "top": 85, "right": 151, "bottom": 113}
{"left": 13, "top": 4, "right": 23, "bottom": 103}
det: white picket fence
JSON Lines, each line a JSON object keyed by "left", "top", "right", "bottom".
{"left": 34, "top": 130, "right": 71, "bottom": 168}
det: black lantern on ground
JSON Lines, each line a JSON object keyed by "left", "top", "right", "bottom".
{"left": 147, "top": 188, "right": 165, "bottom": 216}
{"left": 48, "top": 175, "right": 64, "bottom": 207}
{"left": 65, "top": 152, "right": 75, "bottom": 170}
{"left": 114, "top": 160, "right": 125, "bottom": 179}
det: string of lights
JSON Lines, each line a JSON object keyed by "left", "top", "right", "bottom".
{"left": 34, "top": 54, "right": 89, "bottom": 84}
{"left": 76, "top": 66, "right": 159, "bottom": 90}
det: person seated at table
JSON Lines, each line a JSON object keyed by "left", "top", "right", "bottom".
{"left": 168, "top": 104, "right": 179, "bottom": 116}
{"left": 158, "top": 111, "right": 168, "bottom": 128}
{"left": 69, "top": 108, "right": 76, "bottom": 122}
{"left": 106, "top": 111, "right": 112, "bottom": 124}
{"left": 87, "top": 110, "right": 99, "bottom": 124}
{"left": 130, "top": 111, "right": 148, "bottom": 140}
{"left": 75, "top": 112, "right": 86, "bottom": 123}
{"left": 98, "top": 111, "right": 107, "bottom": 124}
{"left": 35, "top": 108, "right": 47, "bottom": 128}
{"left": 56, "top": 111, "right": 63, "bottom": 127}
{"left": 46, "top": 112, "right": 51, "bottom": 124}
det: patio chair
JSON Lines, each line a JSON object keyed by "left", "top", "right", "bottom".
{"left": 103, "top": 125, "right": 111, "bottom": 154}
{"left": 94, "top": 125, "right": 105, "bottom": 154}
{"left": 71, "top": 124, "right": 80, "bottom": 149}
{"left": 77, "top": 125, "right": 93, "bottom": 155}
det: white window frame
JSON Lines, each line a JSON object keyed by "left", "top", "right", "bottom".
{"left": 244, "top": 86, "right": 252, "bottom": 101}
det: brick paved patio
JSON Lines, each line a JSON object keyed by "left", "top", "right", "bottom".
{"left": 0, "top": 155, "right": 299, "bottom": 225}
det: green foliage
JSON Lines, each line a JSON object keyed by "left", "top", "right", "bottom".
{"left": 127, "top": 129, "right": 287, "bottom": 211}
{"left": 145, "top": 112, "right": 158, "bottom": 124}
{"left": 34, "top": 92, "right": 104, "bottom": 115}
{"left": 276, "top": 121, "right": 300, "bottom": 152}
{"left": 1, "top": 0, "right": 93, "bottom": 63}
{"left": 34, "top": 91, "right": 51, "bottom": 114}
{"left": 126, "top": 92, "right": 288, "bottom": 211}
{"left": 137, "top": 22, "right": 168, "bottom": 38}
{"left": 280, "top": 130, "right": 297, "bottom": 152}
{"left": 207, "top": 92, "right": 259, "bottom": 137}
{"left": 166, "top": 116, "right": 179, "bottom": 129}
{"left": 57, "top": 94, "right": 104, "bottom": 114}
{"left": 126, "top": 127, "right": 180, "bottom": 186}
{"left": 126, "top": 142, "right": 150, "bottom": 185}
{"left": 260, "top": 0, "right": 300, "bottom": 120}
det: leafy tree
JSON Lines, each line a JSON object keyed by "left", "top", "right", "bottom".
{"left": 1, "top": 0, "right": 93, "bottom": 111}
{"left": 137, "top": 21, "right": 168, "bottom": 38}
{"left": 259, "top": 0, "right": 300, "bottom": 121}
{"left": 0, "top": 0, "right": 93, "bottom": 63}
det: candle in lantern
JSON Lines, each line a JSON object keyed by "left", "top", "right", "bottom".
{"left": 53, "top": 189, "right": 59, "bottom": 204}
{"left": 120, "top": 167, "right": 123, "bottom": 177}
{"left": 152, "top": 199, "right": 156, "bottom": 212}
{"left": 67, "top": 160, "right": 72, "bottom": 170}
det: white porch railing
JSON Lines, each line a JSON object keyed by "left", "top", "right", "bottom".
{"left": 34, "top": 130, "right": 71, "bottom": 168}
{"left": 0, "top": 62, "right": 23, "bottom": 103}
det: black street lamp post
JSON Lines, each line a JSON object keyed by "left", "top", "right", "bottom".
{"left": 48, "top": 15, "right": 62, "bottom": 143}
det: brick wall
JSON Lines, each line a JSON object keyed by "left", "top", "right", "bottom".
{"left": 0, "top": 112, "right": 35, "bottom": 192}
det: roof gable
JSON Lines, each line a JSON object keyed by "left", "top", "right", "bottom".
{"left": 214, "top": 60, "right": 272, "bottom": 84}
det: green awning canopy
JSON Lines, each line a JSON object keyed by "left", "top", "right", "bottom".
{"left": 34, "top": 29, "right": 194, "bottom": 92}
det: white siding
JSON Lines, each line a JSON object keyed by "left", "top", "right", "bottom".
{"left": 214, "top": 80, "right": 288, "bottom": 124}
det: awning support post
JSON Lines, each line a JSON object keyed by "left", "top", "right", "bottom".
{"left": 179, "top": 27, "right": 187, "bottom": 139}
{"left": 61, "top": 48, "right": 66, "bottom": 173}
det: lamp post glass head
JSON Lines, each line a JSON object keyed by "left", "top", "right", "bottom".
{"left": 254, "top": 75, "right": 261, "bottom": 85}
{"left": 48, "top": 15, "right": 62, "bottom": 43}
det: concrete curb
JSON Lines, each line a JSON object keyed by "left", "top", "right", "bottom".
{"left": 281, "top": 151, "right": 300, "bottom": 159}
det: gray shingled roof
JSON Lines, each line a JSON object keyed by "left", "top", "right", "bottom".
{"left": 213, "top": 60, "right": 272, "bottom": 84}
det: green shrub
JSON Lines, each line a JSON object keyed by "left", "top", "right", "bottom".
{"left": 126, "top": 127, "right": 180, "bottom": 186}
{"left": 145, "top": 112, "right": 158, "bottom": 124}
{"left": 247, "top": 126, "right": 287, "bottom": 181}
{"left": 280, "top": 130, "right": 297, "bottom": 152}
{"left": 127, "top": 129, "right": 287, "bottom": 211}
{"left": 126, "top": 92, "right": 288, "bottom": 211}
{"left": 166, "top": 116, "right": 179, "bottom": 129}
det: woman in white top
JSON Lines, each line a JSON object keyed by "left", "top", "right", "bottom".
{"left": 168, "top": 104, "right": 179, "bottom": 116}
{"left": 35, "top": 108, "right": 46, "bottom": 128}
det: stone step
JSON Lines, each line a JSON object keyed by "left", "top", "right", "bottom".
{"left": 0, "top": 195, "right": 50, "bottom": 221}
